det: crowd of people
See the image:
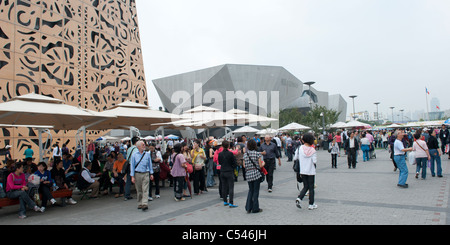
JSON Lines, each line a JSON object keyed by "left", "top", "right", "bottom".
{"left": 1, "top": 123, "right": 449, "bottom": 219}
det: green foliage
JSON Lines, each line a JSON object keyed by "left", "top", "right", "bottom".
{"left": 278, "top": 105, "right": 341, "bottom": 134}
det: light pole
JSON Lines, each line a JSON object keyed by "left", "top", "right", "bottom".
{"left": 400, "top": 109, "right": 404, "bottom": 123}
{"left": 320, "top": 112, "right": 325, "bottom": 135}
{"left": 349, "top": 95, "right": 357, "bottom": 120}
{"left": 389, "top": 107, "right": 395, "bottom": 123}
{"left": 374, "top": 102, "right": 380, "bottom": 122}
{"left": 304, "top": 81, "right": 316, "bottom": 109}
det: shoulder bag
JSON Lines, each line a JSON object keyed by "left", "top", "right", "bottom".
{"left": 121, "top": 147, "right": 137, "bottom": 174}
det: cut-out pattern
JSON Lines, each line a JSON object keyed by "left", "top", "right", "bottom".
{"left": 0, "top": 0, "right": 148, "bottom": 160}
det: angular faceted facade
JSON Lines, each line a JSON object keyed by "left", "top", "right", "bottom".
{"left": 0, "top": 0, "right": 147, "bottom": 160}
{"left": 153, "top": 64, "right": 347, "bottom": 121}
{"left": 153, "top": 64, "right": 303, "bottom": 118}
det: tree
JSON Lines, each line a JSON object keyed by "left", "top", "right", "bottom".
{"left": 278, "top": 105, "right": 340, "bottom": 134}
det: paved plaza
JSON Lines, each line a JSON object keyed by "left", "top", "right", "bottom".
{"left": 1, "top": 148, "right": 449, "bottom": 225}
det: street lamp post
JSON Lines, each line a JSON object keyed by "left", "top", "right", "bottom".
{"left": 400, "top": 109, "right": 404, "bottom": 123}
{"left": 304, "top": 81, "right": 316, "bottom": 109}
{"left": 349, "top": 95, "right": 357, "bottom": 120}
{"left": 374, "top": 102, "right": 380, "bottom": 122}
{"left": 389, "top": 107, "right": 395, "bottom": 123}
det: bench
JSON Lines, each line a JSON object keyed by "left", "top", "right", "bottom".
{"left": 0, "top": 189, "right": 73, "bottom": 208}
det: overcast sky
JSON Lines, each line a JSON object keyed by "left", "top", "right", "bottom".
{"left": 136, "top": 0, "right": 450, "bottom": 120}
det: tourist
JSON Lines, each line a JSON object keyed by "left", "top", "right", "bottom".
{"left": 171, "top": 143, "right": 187, "bottom": 201}
{"left": 148, "top": 143, "right": 162, "bottom": 200}
{"left": 50, "top": 160, "right": 77, "bottom": 204}
{"left": 124, "top": 136, "right": 139, "bottom": 201}
{"left": 130, "top": 141, "right": 153, "bottom": 211}
{"left": 294, "top": 133, "right": 318, "bottom": 210}
{"left": 6, "top": 163, "right": 44, "bottom": 218}
{"left": 244, "top": 139, "right": 264, "bottom": 213}
{"left": 258, "top": 135, "right": 281, "bottom": 193}
{"left": 439, "top": 124, "right": 449, "bottom": 158}
{"left": 412, "top": 130, "right": 430, "bottom": 179}
{"left": 329, "top": 138, "right": 339, "bottom": 168}
{"left": 191, "top": 139, "right": 206, "bottom": 195}
{"left": 360, "top": 133, "right": 371, "bottom": 162}
{"left": 99, "top": 153, "right": 115, "bottom": 195}
{"left": 205, "top": 140, "right": 216, "bottom": 187}
{"left": 112, "top": 153, "right": 126, "bottom": 198}
{"left": 393, "top": 130, "right": 413, "bottom": 188}
{"left": 218, "top": 140, "right": 238, "bottom": 207}
{"left": 34, "top": 162, "right": 57, "bottom": 211}
{"left": 77, "top": 161, "right": 101, "bottom": 198}
{"left": 23, "top": 145, "right": 33, "bottom": 160}
{"left": 52, "top": 143, "right": 62, "bottom": 163}
{"left": 345, "top": 131, "right": 359, "bottom": 169}
{"left": 427, "top": 129, "right": 443, "bottom": 177}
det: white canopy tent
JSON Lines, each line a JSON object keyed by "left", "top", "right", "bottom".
{"left": 232, "top": 126, "right": 260, "bottom": 134}
{"left": 278, "top": 122, "right": 311, "bottom": 131}
{"left": 330, "top": 121, "right": 348, "bottom": 129}
{"left": 256, "top": 128, "right": 279, "bottom": 136}
{"left": 343, "top": 120, "right": 372, "bottom": 129}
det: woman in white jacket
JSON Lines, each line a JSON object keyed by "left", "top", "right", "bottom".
{"left": 294, "top": 133, "right": 318, "bottom": 210}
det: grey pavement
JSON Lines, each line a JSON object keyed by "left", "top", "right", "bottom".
{"left": 1, "top": 148, "right": 449, "bottom": 225}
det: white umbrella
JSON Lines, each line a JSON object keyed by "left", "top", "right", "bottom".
{"left": 0, "top": 93, "right": 114, "bottom": 130}
{"left": 256, "top": 128, "right": 279, "bottom": 136}
{"left": 385, "top": 123, "right": 402, "bottom": 128}
{"left": 330, "top": 122, "right": 348, "bottom": 129}
{"left": 185, "top": 105, "right": 220, "bottom": 113}
{"left": 89, "top": 101, "right": 180, "bottom": 131}
{"left": 121, "top": 136, "right": 131, "bottom": 141}
{"left": 0, "top": 93, "right": 116, "bottom": 162}
{"left": 344, "top": 120, "right": 372, "bottom": 129}
{"left": 144, "top": 135, "right": 156, "bottom": 141}
{"left": 232, "top": 126, "right": 260, "bottom": 134}
{"left": 278, "top": 122, "right": 311, "bottom": 131}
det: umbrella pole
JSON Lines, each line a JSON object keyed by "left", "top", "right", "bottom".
{"left": 38, "top": 129, "right": 43, "bottom": 162}
{"left": 82, "top": 126, "right": 86, "bottom": 168}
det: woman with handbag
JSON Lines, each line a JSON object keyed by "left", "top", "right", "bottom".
{"left": 191, "top": 139, "right": 207, "bottom": 195}
{"left": 412, "top": 130, "right": 430, "bottom": 179}
{"left": 243, "top": 139, "right": 265, "bottom": 213}
{"left": 294, "top": 133, "right": 318, "bottom": 210}
{"left": 171, "top": 143, "right": 187, "bottom": 201}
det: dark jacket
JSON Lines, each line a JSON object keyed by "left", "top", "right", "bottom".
{"left": 218, "top": 149, "right": 237, "bottom": 172}
{"left": 344, "top": 137, "right": 360, "bottom": 151}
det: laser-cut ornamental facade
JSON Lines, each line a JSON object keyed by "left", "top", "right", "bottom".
{"left": 0, "top": 0, "right": 148, "bottom": 160}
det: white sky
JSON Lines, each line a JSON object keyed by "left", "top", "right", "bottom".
{"left": 136, "top": 0, "right": 450, "bottom": 120}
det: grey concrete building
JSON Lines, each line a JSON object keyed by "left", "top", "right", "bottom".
{"left": 153, "top": 64, "right": 347, "bottom": 127}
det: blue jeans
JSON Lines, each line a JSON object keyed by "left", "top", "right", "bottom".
{"left": 415, "top": 157, "right": 428, "bottom": 179}
{"left": 361, "top": 145, "right": 370, "bottom": 161}
{"left": 394, "top": 155, "right": 408, "bottom": 185}
{"left": 6, "top": 190, "right": 37, "bottom": 216}
{"left": 429, "top": 149, "right": 442, "bottom": 176}
{"left": 246, "top": 180, "right": 260, "bottom": 213}
{"left": 206, "top": 159, "right": 215, "bottom": 187}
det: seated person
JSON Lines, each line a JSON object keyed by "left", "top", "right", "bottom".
{"left": 99, "top": 154, "right": 115, "bottom": 195}
{"left": 112, "top": 153, "right": 127, "bottom": 198}
{"left": 50, "top": 160, "right": 77, "bottom": 205}
{"left": 62, "top": 153, "right": 79, "bottom": 182}
{"left": 34, "top": 162, "right": 56, "bottom": 211}
{"left": 76, "top": 161, "right": 101, "bottom": 198}
{"left": 24, "top": 158, "right": 38, "bottom": 177}
{"left": 6, "top": 163, "right": 44, "bottom": 219}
